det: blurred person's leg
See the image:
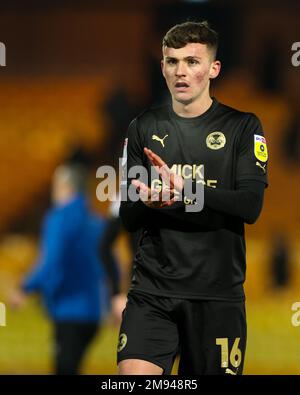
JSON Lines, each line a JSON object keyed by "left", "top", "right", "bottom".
{"left": 54, "top": 322, "right": 99, "bottom": 375}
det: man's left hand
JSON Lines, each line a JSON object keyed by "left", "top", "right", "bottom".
{"left": 131, "top": 148, "right": 184, "bottom": 209}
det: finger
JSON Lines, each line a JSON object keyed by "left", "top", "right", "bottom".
{"left": 160, "top": 165, "right": 172, "bottom": 183}
{"left": 144, "top": 148, "right": 167, "bottom": 168}
{"left": 131, "top": 180, "right": 151, "bottom": 200}
{"left": 149, "top": 151, "right": 167, "bottom": 168}
{"left": 154, "top": 165, "right": 161, "bottom": 175}
{"left": 132, "top": 179, "right": 147, "bottom": 191}
{"left": 131, "top": 179, "right": 141, "bottom": 190}
{"left": 150, "top": 188, "right": 160, "bottom": 201}
{"left": 161, "top": 187, "right": 174, "bottom": 200}
{"left": 161, "top": 196, "right": 179, "bottom": 207}
{"left": 144, "top": 148, "right": 159, "bottom": 168}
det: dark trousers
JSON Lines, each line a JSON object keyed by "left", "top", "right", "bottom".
{"left": 53, "top": 321, "right": 99, "bottom": 375}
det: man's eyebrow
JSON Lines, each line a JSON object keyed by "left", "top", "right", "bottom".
{"left": 165, "top": 55, "right": 202, "bottom": 60}
{"left": 185, "top": 56, "right": 201, "bottom": 60}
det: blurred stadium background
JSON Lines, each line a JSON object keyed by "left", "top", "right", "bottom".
{"left": 0, "top": 0, "right": 300, "bottom": 374}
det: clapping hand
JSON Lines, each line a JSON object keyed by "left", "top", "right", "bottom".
{"left": 131, "top": 148, "right": 184, "bottom": 209}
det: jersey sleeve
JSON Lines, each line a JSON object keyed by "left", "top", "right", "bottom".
{"left": 236, "top": 113, "right": 269, "bottom": 186}
{"left": 123, "top": 118, "right": 144, "bottom": 178}
{"left": 119, "top": 118, "right": 151, "bottom": 231}
{"left": 120, "top": 118, "right": 145, "bottom": 197}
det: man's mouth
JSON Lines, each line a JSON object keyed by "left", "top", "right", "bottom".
{"left": 174, "top": 82, "right": 189, "bottom": 91}
{"left": 175, "top": 82, "right": 189, "bottom": 88}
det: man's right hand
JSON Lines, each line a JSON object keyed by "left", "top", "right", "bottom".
{"left": 131, "top": 179, "right": 178, "bottom": 209}
{"left": 131, "top": 147, "right": 183, "bottom": 209}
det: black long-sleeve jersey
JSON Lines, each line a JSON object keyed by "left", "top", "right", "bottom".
{"left": 120, "top": 98, "right": 268, "bottom": 301}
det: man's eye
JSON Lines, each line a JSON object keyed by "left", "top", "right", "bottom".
{"left": 188, "top": 59, "right": 199, "bottom": 65}
{"left": 166, "top": 59, "right": 176, "bottom": 65}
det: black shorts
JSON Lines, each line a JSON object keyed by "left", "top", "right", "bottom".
{"left": 117, "top": 291, "right": 247, "bottom": 375}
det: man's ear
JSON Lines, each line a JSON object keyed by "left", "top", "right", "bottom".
{"left": 161, "top": 59, "right": 165, "bottom": 78}
{"left": 209, "top": 60, "right": 221, "bottom": 79}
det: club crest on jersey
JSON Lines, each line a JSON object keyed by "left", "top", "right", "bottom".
{"left": 117, "top": 333, "right": 127, "bottom": 352}
{"left": 206, "top": 132, "right": 226, "bottom": 150}
{"left": 254, "top": 134, "right": 268, "bottom": 162}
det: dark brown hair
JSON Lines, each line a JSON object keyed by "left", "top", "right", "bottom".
{"left": 162, "top": 21, "right": 218, "bottom": 59}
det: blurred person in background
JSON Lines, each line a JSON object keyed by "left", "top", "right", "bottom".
{"left": 100, "top": 192, "right": 141, "bottom": 325}
{"left": 282, "top": 97, "right": 300, "bottom": 166}
{"left": 270, "top": 231, "right": 291, "bottom": 289}
{"left": 101, "top": 84, "right": 142, "bottom": 168}
{"left": 9, "top": 164, "right": 114, "bottom": 375}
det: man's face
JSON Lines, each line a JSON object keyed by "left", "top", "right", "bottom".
{"left": 161, "top": 43, "right": 220, "bottom": 105}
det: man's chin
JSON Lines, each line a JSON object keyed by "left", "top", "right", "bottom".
{"left": 174, "top": 96, "right": 193, "bottom": 105}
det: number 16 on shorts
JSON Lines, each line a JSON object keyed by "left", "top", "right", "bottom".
{"left": 216, "top": 337, "right": 242, "bottom": 374}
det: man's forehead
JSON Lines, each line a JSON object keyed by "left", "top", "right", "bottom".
{"left": 163, "top": 43, "right": 209, "bottom": 58}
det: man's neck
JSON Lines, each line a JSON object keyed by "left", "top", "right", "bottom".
{"left": 172, "top": 94, "right": 213, "bottom": 118}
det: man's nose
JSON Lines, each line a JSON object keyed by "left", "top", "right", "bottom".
{"left": 175, "top": 61, "right": 186, "bottom": 76}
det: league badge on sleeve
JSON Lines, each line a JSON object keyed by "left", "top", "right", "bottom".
{"left": 254, "top": 135, "right": 268, "bottom": 162}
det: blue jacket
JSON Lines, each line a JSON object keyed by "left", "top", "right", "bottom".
{"left": 23, "top": 194, "right": 107, "bottom": 322}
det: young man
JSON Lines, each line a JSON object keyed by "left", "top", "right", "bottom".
{"left": 117, "top": 21, "right": 268, "bottom": 375}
